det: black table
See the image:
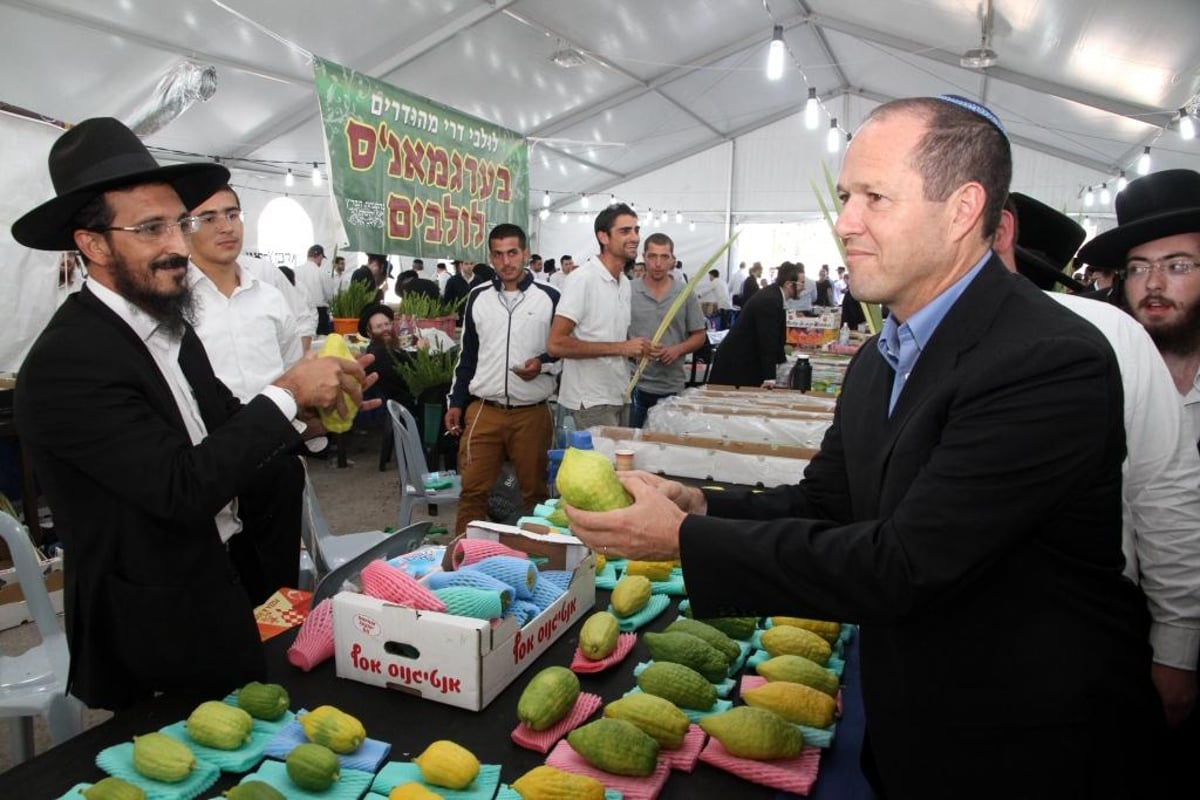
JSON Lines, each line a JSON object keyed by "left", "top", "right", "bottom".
{"left": 1, "top": 591, "right": 875, "bottom": 799}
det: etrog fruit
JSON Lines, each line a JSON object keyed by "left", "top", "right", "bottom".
{"left": 556, "top": 447, "right": 632, "bottom": 511}
{"left": 317, "top": 333, "right": 358, "bottom": 433}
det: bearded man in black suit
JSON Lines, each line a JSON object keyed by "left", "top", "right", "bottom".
{"left": 12, "top": 118, "right": 380, "bottom": 710}
{"left": 567, "top": 97, "right": 1162, "bottom": 797}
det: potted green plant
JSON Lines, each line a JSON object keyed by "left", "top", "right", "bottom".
{"left": 328, "top": 280, "right": 377, "bottom": 335}
{"left": 395, "top": 348, "right": 459, "bottom": 458}
{"left": 397, "top": 294, "right": 466, "bottom": 338}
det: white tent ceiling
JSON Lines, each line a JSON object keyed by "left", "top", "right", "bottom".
{"left": 3, "top": 0, "right": 1199, "bottom": 242}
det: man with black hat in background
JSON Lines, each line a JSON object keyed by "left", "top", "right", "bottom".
{"left": 1080, "top": 170, "right": 1200, "bottom": 440}
{"left": 11, "top": 118, "right": 380, "bottom": 710}
{"left": 1076, "top": 170, "right": 1200, "bottom": 779}
{"left": 995, "top": 192, "right": 1200, "bottom": 736}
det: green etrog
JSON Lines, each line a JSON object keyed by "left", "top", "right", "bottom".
{"left": 556, "top": 447, "right": 633, "bottom": 511}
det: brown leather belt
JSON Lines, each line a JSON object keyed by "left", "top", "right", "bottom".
{"left": 479, "top": 398, "right": 546, "bottom": 410}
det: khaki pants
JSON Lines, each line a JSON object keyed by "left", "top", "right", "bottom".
{"left": 570, "top": 404, "right": 626, "bottom": 430}
{"left": 454, "top": 400, "right": 554, "bottom": 534}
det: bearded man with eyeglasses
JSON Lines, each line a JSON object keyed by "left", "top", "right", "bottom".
{"left": 1079, "top": 170, "right": 1200, "bottom": 440}
{"left": 1077, "top": 165, "right": 1200, "bottom": 800}
{"left": 11, "top": 119, "right": 381, "bottom": 710}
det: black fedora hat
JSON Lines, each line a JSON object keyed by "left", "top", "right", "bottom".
{"left": 1010, "top": 193, "right": 1087, "bottom": 293}
{"left": 12, "top": 117, "right": 230, "bottom": 251}
{"left": 358, "top": 303, "right": 394, "bottom": 339}
{"left": 1076, "top": 169, "right": 1200, "bottom": 270}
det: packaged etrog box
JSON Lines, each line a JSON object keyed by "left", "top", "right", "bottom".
{"left": 332, "top": 522, "right": 594, "bottom": 711}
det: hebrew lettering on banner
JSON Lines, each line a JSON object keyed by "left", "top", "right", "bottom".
{"left": 314, "top": 56, "right": 529, "bottom": 260}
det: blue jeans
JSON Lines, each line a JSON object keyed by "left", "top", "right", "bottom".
{"left": 629, "top": 388, "right": 672, "bottom": 429}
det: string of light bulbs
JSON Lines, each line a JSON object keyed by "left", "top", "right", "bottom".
{"left": 149, "top": 146, "right": 327, "bottom": 187}
{"left": 762, "top": 1, "right": 848, "bottom": 153}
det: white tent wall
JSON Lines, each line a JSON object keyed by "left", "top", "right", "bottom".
{"left": 534, "top": 143, "right": 732, "bottom": 279}
{"left": 1, "top": 114, "right": 62, "bottom": 374}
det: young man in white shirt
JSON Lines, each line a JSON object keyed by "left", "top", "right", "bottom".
{"left": 187, "top": 186, "right": 304, "bottom": 401}
{"left": 549, "top": 206, "right": 651, "bottom": 428}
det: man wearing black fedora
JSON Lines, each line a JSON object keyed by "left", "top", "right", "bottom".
{"left": 11, "top": 117, "right": 380, "bottom": 710}
{"left": 1077, "top": 169, "right": 1200, "bottom": 784}
{"left": 996, "top": 192, "right": 1200, "bottom": 734}
{"left": 1080, "top": 170, "right": 1200, "bottom": 430}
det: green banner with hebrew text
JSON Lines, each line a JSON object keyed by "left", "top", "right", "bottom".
{"left": 313, "top": 56, "right": 528, "bottom": 261}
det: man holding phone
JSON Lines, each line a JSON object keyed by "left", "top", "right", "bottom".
{"left": 444, "top": 224, "right": 560, "bottom": 533}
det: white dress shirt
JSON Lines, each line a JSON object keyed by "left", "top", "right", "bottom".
{"left": 1053, "top": 292, "right": 1200, "bottom": 669}
{"left": 242, "top": 256, "right": 317, "bottom": 341}
{"left": 188, "top": 262, "right": 304, "bottom": 402}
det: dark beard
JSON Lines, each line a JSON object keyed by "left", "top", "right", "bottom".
{"left": 1144, "top": 296, "right": 1200, "bottom": 357}
{"left": 111, "top": 253, "right": 195, "bottom": 337}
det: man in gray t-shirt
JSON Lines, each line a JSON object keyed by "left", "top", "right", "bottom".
{"left": 628, "top": 232, "right": 707, "bottom": 428}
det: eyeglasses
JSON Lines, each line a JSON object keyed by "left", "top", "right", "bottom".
{"left": 92, "top": 216, "right": 202, "bottom": 240}
{"left": 1120, "top": 258, "right": 1199, "bottom": 280}
{"left": 194, "top": 209, "right": 243, "bottom": 226}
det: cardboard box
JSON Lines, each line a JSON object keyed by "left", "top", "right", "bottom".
{"left": 588, "top": 427, "right": 814, "bottom": 487}
{"left": 333, "top": 522, "right": 595, "bottom": 711}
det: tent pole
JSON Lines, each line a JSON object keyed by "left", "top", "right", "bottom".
{"left": 724, "top": 139, "right": 736, "bottom": 281}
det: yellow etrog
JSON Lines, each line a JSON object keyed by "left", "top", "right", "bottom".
{"left": 556, "top": 447, "right": 632, "bottom": 512}
{"left": 317, "top": 333, "right": 359, "bottom": 433}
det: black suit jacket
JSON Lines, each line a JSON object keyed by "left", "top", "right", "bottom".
{"left": 15, "top": 286, "right": 304, "bottom": 709}
{"left": 708, "top": 285, "right": 785, "bottom": 386}
{"left": 681, "top": 258, "right": 1160, "bottom": 792}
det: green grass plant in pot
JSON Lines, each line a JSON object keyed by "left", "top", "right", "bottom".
{"left": 328, "top": 280, "right": 377, "bottom": 334}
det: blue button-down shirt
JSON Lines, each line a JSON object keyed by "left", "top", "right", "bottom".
{"left": 877, "top": 252, "right": 991, "bottom": 415}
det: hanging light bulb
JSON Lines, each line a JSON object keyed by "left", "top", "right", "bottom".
{"left": 1138, "top": 147, "right": 1152, "bottom": 175}
{"left": 542, "top": 190, "right": 550, "bottom": 208}
{"left": 688, "top": 220, "right": 696, "bottom": 232}
{"left": 675, "top": 210, "right": 682, "bottom": 224}
{"left": 1116, "top": 171, "right": 1128, "bottom": 192}
{"left": 538, "top": 207, "right": 550, "bottom": 220}
{"left": 311, "top": 162, "right": 322, "bottom": 187}
{"left": 804, "top": 87, "right": 819, "bottom": 130}
{"left": 661, "top": 210, "right": 670, "bottom": 223}
{"left": 580, "top": 193, "right": 590, "bottom": 208}
{"left": 1180, "top": 109, "right": 1196, "bottom": 141}
{"left": 1099, "top": 183, "right": 1111, "bottom": 205}
{"left": 609, "top": 193, "right": 616, "bottom": 205}
{"left": 285, "top": 168, "right": 294, "bottom": 187}
{"left": 578, "top": 212, "right": 588, "bottom": 224}
{"left": 558, "top": 211, "right": 566, "bottom": 223}
{"left": 1084, "top": 186, "right": 1095, "bottom": 207}
{"left": 827, "top": 118, "right": 840, "bottom": 154}
{"left": 766, "top": 25, "right": 785, "bottom": 81}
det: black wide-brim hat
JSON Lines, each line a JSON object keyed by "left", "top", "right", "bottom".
{"left": 1076, "top": 169, "right": 1200, "bottom": 270}
{"left": 358, "top": 303, "right": 394, "bottom": 339}
{"left": 12, "top": 117, "right": 230, "bottom": 251}
{"left": 1010, "top": 193, "right": 1087, "bottom": 293}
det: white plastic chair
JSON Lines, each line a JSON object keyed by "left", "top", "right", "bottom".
{"left": 310, "top": 520, "right": 431, "bottom": 607}
{"left": 386, "top": 400, "right": 461, "bottom": 528}
{"left": 0, "top": 511, "right": 84, "bottom": 764}
{"left": 299, "top": 472, "right": 393, "bottom": 586}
